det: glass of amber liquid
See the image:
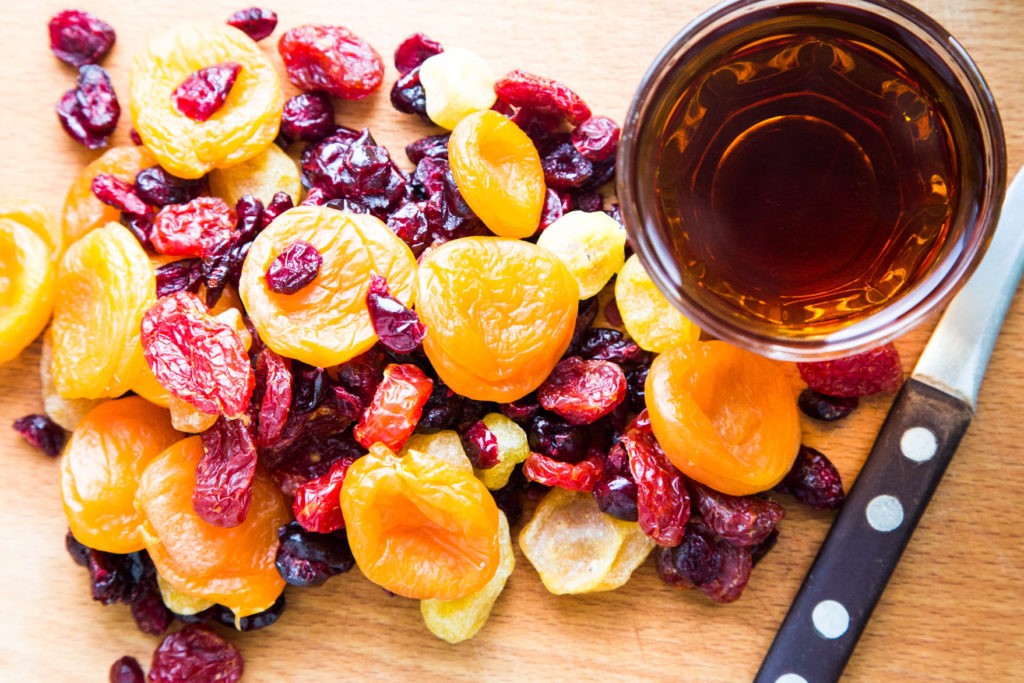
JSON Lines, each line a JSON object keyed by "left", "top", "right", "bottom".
{"left": 618, "top": 0, "right": 1006, "bottom": 360}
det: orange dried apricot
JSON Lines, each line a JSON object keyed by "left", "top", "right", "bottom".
{"left": 239, "top": 206, "right": 417, "bottom": 367}
{"left": 340, "top": 443, "right": 501, "bottom": 600}
{"left": 536, "top": 210, "right": 626, "bottom": 299}
{"left": 207, "top": 142, "right": 302, "bottom": 207}
{"left": 40, "top": 330, "right": 101, "bottom": 430}
{"left": 0, "top": 201, "right": 62, "bottom": 263}
{"left": 51, "top": 223, "right": 155, "bottom": 398}
{"left": 0, "top": 219, "right": 55, "bottom": 364}
{"left": 448, "top": 109, "right": 545, "bottom": 238}
{"left": 615, "top": 253, "right": 700, "bottom": 352}
{"left": 645, "top": 340, "right": 801, "bottom": 496}
{"left": 60, "top": 397, "right": 179, "bottom": 554}
{"left": 61, "top": 145, "right": 156, "bottom": 245}
{"left": 416, "top": 236, "right": 578, "bottom": 402}
{"left": 136, "top": 436, "right": 289, "bottom": 617}
{"left": 130, "top": 23, "right": 284, "bottom": 179}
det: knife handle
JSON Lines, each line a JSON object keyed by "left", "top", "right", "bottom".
{"left": 754, "top": 378, "right": 973, "bottom": 683}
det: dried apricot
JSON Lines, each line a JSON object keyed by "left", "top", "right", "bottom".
{"left": 615, "top": 253, "right": 700, "bottom": 352}
{"left": 448, "top": 110, "right": 545, "bottom": 238}
{"left": 239, "top": 206, "right": 417, "bottom": 367}
{"left": 60, "top": 397, "right": 179, "bottom": 554}
{"left": 536, "top": 210, "right": 625, "bottom": 298}
{"left": 340, "top": 443, "right": 501, "bottom": 600}
{"left": 137, "top": 436, "right": 289, "bottom": 617}
{"left": 416, "top": 236, "right": 578, "bottom": 402}
{"left": 0, "top": 201, "right": 62, "bottom": 264}
{"left": 645, "top": 341, "right": 801, "bottom": 496}
{"left": 0, "top": 219, "right": 55, "bottom": 364}
{"left": 207, "top": 143, "right": 302, "bottom": 207}
{"left": 419, "top": 47, "right": 496, "bottom": 130}
{"left": 129, "top": 23, "right": 284, "bottom": 179}
{"left": 400, "top": 430, "right": 473, "bottom": 473}
{"left": 39, "top": 330, "right": 101, "bottom": 430}
{"left": 61, "top": 145, "right": 156, "bottom": 245}
{"left": 51, "top": 223, "right": 155, "bottom": 398}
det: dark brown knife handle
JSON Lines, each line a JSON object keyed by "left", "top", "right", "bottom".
{"left": 754, "top": 378, "right": 973, "bottom": 683}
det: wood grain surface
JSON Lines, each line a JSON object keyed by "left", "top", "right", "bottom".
{"left": 1, "top": 1, "right": 1021, "bottom": 681}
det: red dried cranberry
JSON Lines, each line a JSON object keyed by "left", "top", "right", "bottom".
{"left": 507, "top": 106, "right": 562, "bottom": 150}
{"left": 775, "top": 445, "right": 845, "bottom": 510}
{"left": 255, "top": 348, "right": 292, "bottom": 447}
{"left": 85, "top": 549, "right": 150, "bottom": 605}
{"left": 621, "top": 411, "right": 689, "bottom": 546}
{"left": 265, "top": 240, "right": 322, "bottom": 294}
{"left": 390, "top": 67, "right": 428, "bottom": 117}
{"left": 700, "top": 536, "right": 753, "bottom": 603}
{"left": 301, "top": 128, "right": 408, "bottom": 217}
{"left": 12, "top": 414, "right": 67, "bottom": 457}
{"left": 538, "top": 188, "right": 571, "bottom": 231}
{"left": 210, "top": 595, "right": 285, "bottom": 631}
{"left": 195, "top": 418, "right": 258, "bottom": 528}
{"left": 592, "top": 443, "right": 638, "bottom": 521}
{"left": 798, "top": 388, "right": 859, "bottom": 421}
{"left": 91, "top": 173, "right": 150, "bottom": 216}
{"left": 523, "top": 452, "right": 605, "bottom": 492}
{"left": 366, "top": 274, "right": 426, "bottom": 352}
{"left": 66, "top": 530, "right": 91, "bottom": 567}
{"left": 109, "top": 655, "right": 144, "bottom": 683}
{"left": 56, "top": 65, "right": 120, "bottom": 149}
{"left": 499, "top": 395, "right": 541, "bottom": 424}
{"left": 572, "top": 192, "right": 603, "bottom": 213}
{"left": 749, "top": 528, "right": 780, "bottom": 567}
{"left": 280, "top": 90, "right": 335, "bottom": 144}
{"left": 130, "top": 588, "right": 173, "bottom": 636}
{"left": 461, "top": 420, "right": 500, "bottom": 470}
{"left": 540, "top": 135, "right": 594, "bottom": 190}
{"left": 527, "top": 413, "right": 591, "bottom": 462}
{"left": 149, "top": 624, "right": 243, "bottom": 683}
{"left": 688, "top": 479, "right": 784, "bottom": 547}
{"left": 201, "top": 195, "right": 265, "bottom": 307}
{"left": 387, "top": 201, "right": 431, "bottom": 256}
{"left": 405, "top": 133, "right": 450, "bottom": 164}
{"left": 276, "top": 521, "right": 354, "bottom": 587}
{"left": 656, "top": 522, "right": 722, "bottom": 588}
{"left": 133, "top": 166, "right": 201, "bottom": 207}
{"left": 293, "top": 457, "right": 355, "bottom": 533}
{"left": 537, "top": 357, "right": 626, "bottom": 425}
{"left": 577, "top": 328, "right": 649, "bottom": 365}
{"left": 571, "top": 115, "right": 620, "bottom": 162}
{"left": 494, "top": 70, "right": 591, "bottom": 125}
{"left": 226, "top": 7, "right": 278, "bottom": 41}
{"left": 394, "top": 33, "right": 443, "bottom": 74}
{"left": 48, "top": 9, "right": 115, "bottom": 67}
{"left": 129, "top": 127, "right": 144, "bottom": 145}
{"left": 797, "top": 342, "right": 904, "bottom": 397}
{"left": 332, "top": 347, "right": 386, "bottom": 407}
{"left": 173, "top": 62, "right": 241, "bottom": 122}
{"left": 278, "top": 25, "right": 384, "bottom": 99}
{"left": 262, "top": 191, "right": 295, "bottom": 227}
{"left": 151, "top": 197, "right": 237, "bottom": 258}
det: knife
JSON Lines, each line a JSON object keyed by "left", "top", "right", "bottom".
{"left": 754, "top": 166, "right": 1024, "bottom": 683}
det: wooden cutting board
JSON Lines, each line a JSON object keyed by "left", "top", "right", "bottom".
{"left": 1, "top": 1, "right": 1021, "bottom": 680}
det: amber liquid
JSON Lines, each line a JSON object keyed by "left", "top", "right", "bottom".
{"left": 652, "top": 15, "right": 982, "bottom": 332}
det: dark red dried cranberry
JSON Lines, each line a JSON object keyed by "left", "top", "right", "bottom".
{"left": 86, "top": 550, "right": 150, "bottom": 605}
{"left": 390, "top": 67, "right": 427, "bottom": 117}
{"left": 571, "top": 115, "right": 620, "bottom": 162}
{"left": 499, "top": 395, "right": 541, "bottom": 424}
{"left": 565, "top": 297, "right": 600, "bottom": 356}
{"left": 656, "top": 522, "right": 721, "bottom": 588}
{"left": 65, "top": 530, "right": 91, "bottom": 567}
{"left": 491, "top": 476, "right": 524, "bottom": 526}
{"left": 293, "top": 457, "right": 354, "bottom": 533}
{"left": 265, "top": 240, "right": 323, "bottom": 294}
{"left": 541, "top": 135, "right": 594, "bottom": 190}
{"left": 130, "top": 589, "right": 173, "bottom": 636}
{"left": 301, "top": 128, "right": 408, "bottom": 217}
{"left": 578, "top": 328, "right": 649, "bottom": 365}
{"left": 12, "top": 414, "right": 66, "bottom": 456}
{"left": 537, "top": 356, "right": 626, "bottom": 425}
{"left": 700, "top": 536, "right": 753, "bottom": 603}
{"left": 507, "top": 106, "right": 562, "bottom": 150}
{"left": 461, "top": 420, "right": 500, "bottom": 470}
{"left": 749, "top": 528, "right": 779, "bottom": 568}
{"left": 621, "top": 411, "right": 689, "bottom": 547}
{"left": 387, "top": 201, "right": 431, "bottom": 256}
{"left": 227, "top": 7, "right": 278, "bottom": 41}
{"left": 776, "top": 445, "right": 845, "bottom": 510}
{"left": 173, "top": 62, "right": 241, "bottom": 122}
{"left": 572, "top": 192, "right": 604, "bottom": 213}
{"left": 527, "top": 413, "right": 590, "bottom": 463}
{"left": 366, "top": 274, "right": 426, "bottom": 353}
{"left": 195, "top": 418, "right": 258, "bottom": 528}
{"left": 109, "top": 655, "right": 145, "bottom": 683}
{"left": 798, "top": 388, "right": 859, "bottom": 421}
{"left": 592, "top": 443, "right": 638, "bottom": 521}
{"left": 56, "top": 65, "right": 120, "bottom": 149}
{"left": 797, "top": 342, "right": 904, "bottom": 397}
{"left": 280, "top": 90, "right": 335, "bottom": 143}
{"left": 202, "top": 195, "right": 265, "bottom": 307}
{"left": 91, "top": 173, "right": 150, "bottom": 216}
{"left": 278, "top": 24, "right": 384, "bottom": 100}
{"left": 688, "top": 479, "right": 784, "bottom": 547}
{"left": 625, "top": 365, "right": 650, "bottom": 413}
{"left": 149, "top": 624, "right": 243, "bottom": 683}
{"left": 129, "top": 128, "right": 144, "bottom": 145}
{"left": 333, "top": 347, "right": 386, "bottom": 407}
{"left": 121, "top": 213, "right": 154, "bottom": 249}
{"left": 538, "top": 188, "right": 571, "bottom": 231}
{"left": 254, "top": 348, "right": 292, "bottom": 448}
{"left": 134, "top": 166, "right": 201, "bottom": 207}
{"left": 405, "top": 133, "right": 450, "bottom": 164}
{"left": 211, "top": 594, "right": 285, "bottom": 631}
{"left": 262, "top": 191, "right": 295, "bottom": 227}
{"left": 417, "top": 380, "right": 468, "bottom": 430}
{"left": 494, "top": 70, "right": 591, "bottom": 125}
{"left": 49, "top": 9, "right": 115, "bottom": 67}
{"left": 276, "top": 521, "right": 355, "bottom": 587}
{"left": 394, "top": 33, "right": 443, "bottom": 74}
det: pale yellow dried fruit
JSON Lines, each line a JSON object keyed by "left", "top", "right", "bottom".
{"left": 475, "top": 413, "right": 529, "bottom": 490}
{"left": 0, "top": 219, "right": 55, "bottom": 365}
{"left": 537, "top": 210, "right": 626, "bottom": 299}
{"left": 591, "top": 517, "right": 657, "bottom": 592}
{"left": 0, "top": 200, "right": 62, "bottom": 264}
{"left": 400, "top": 430, "right": 472, "bottom": 473}
{"left": 615, "top": 253, "right": 700, "bottom": 352}
{"left": 40, "top": 330, "right": 102, "bottom": 431}
{"left": 157, "top": 574, "right": 215, "bottom": 616}
{"left": 208, "top": 143, "right": 302, "bottom": 207}
{"left": 420, "top": 47, "right": 497, "bottom": 130}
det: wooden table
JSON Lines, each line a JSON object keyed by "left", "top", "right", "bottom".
{"left": 1, "top": 0, "right": 1021, "bottom": 680}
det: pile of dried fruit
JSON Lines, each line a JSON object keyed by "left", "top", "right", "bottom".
{"left": 3, "top": 7, "right": 907, "bottom": 681}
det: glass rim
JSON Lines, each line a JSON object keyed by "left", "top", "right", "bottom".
{"left": 616, "top": 0, "right": 1007, "bottom": 361}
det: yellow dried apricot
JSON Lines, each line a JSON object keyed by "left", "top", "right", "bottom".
{"left": 157, "top": 574, "right": 214, "bottom": 616}
{"left": 0, "top": 200, "right": 62, "bottom": 263}
{"left": 474, "top": 412, "right": 529, "bottom": 490}
{"left": 340, "top": 443, "right": 501, "bottom": 601}
{"left": 207, "top": 143, "right": 302, "bottom": 207}
{"left": 167, "top": 395, "right": 219, "bottom": 433}
{"left": 239, "top": 206, "right": 417, "bottom": 367}
{"left": 591, "top": 517, "right": 657, "bottom": 592}
{"left": 137, "top": 436, "right": 289, "bottom": 617}
{"left": 615, "top": 253, "right": 700, "bottom": 352}
{"left": 61, "top": 146, "right": 156, "bottom": 245}
{"left": 419, "top": 47, "right": 497, "bottom": 130}
{"left": 416, "top": 237, "right": 578, "bottom": 402}
{"left": 645, "top": 340, "right": 801, "bottom": 496}
{"left": 536, "top": 210, "right": 626, "bottom": 299}
{"left": 400, "top": 430, "right": 473, "bottom": 473}
{"left": 449, "top": 109, "right": 545, "bottom": 238}
{"left": 40, "top": 330, "right": 101, "bottom": 430}
{"left": 130, "top": 23, "right": 284, "bottom": 179}
{"left": 0, "top": 219, "right": 55, "bottom": 364}
{"left": 60, "top": 397, "right": 179, "bottom": 554}
{"left": 51, "top": 223, "right": 155, "bottom": 398}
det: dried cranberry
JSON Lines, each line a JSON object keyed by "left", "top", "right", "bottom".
{"left": 565, "top": 297, "right": 600, "bottom": 356}
{"left": 494, "top": 70, "right": 591, "bottom": 125}
{"left": 293, "top": 457, "right": 355, "bottom": 533}
{"left": 461, "top": 420, "right": 500, "bottom": 470}
{"left": 491, "top": 477, "right": 524, "bottom": 526}
{"left": 66, "top": 530, "right": 91, "bottom": 567}
{"left": 353, "top": 363, "right": 433, "bottom": 451}
{"left": 572, "top": 192, "right": 603, "bottom": 213}
{"left": 155, "top": 258, "right": 203, "bottom": 297}
{"left": 405, "top": 133, "right": 450, "bottom": 164}
{"left": 688, "top": 479, "right": 784, "bottom": 547}
{"left": 276, "top": 521, "right": 354, "bottom": 587}
{"left": 416, "top": 380, "right": 467, "bottom": 430}
{"left": 523, "top": 451, "right": 605, "bottom": 492}
{"left": 577, "top": 328, "right": 648, "bottom": 365}
{"left": 700, "top": 537, "right": 753, "bottom": 603}
{"left": 226, "top": 7, "right": 278, "bottom": 41}
{"left": 301, "top": 128, "right": 408, "bottom": 216}
{"left": 749, "top": 528, "right": 780, "bottom": 567}
{"left": 387, "top": 201, "right": 431, "bottom": 256}
{"left": 776, "top": 445, "right": 845, "bottom": 510}
{"left": 12, "top": 414, "right": 66, "bottom": 457}
{"left": 149, "top": 624, "right": 243, "bottom": 683}
{"left": 366, "top": 274, "right": 426, "bottom": 352}
{"left": 507, "top": 106, "right": 562, "bottom": 150}
{"left": 151, "top": 197, "right": 237, "bottom": 259}
{"left": 86, "top": 549, "right": 150, "bottom": 605}
{"left": 571, "top": 115, "right": 620, "bottom": 162}
{"left": 592, "top": 443, "right": 638, "bottom": 521}
{"left": 333, "top": 347, "right": 386, "bottom": 407}
{"left": 278, "top": 24, "right": 384, "bottom": 99}
{"left": 201, "top": 195, "right": 265, "bottom": 307}
{"left": 537, "top": 357, "right": 627, "bottom": 425}
{"left": 280, "top": 91, "right": 335, "bottom": 144}
{"left": 798, "top": 388, "right": 860, "bottom": 421}
{"left": 109, "top": 656, "right": 145, "bottom": 683}
{"left": 91, "top": 173, "right": 150, "bottom": 216}
{"left": 56, "top": 65, "right": 120, "bottom": 149}
{"left": 133, "top": 166, "right": 201, "bottom": 207}
{"left": 262, "top": 191, "right": 295, "bottom": 227}
{"left": 527, "top": 413, "right": 591, "bottom": 463}
{"left": 538, "top": 188, "right": 571, "bottom": 231}
{"left": 656, "top": 522, "right": 721, "bottom": 588}
{"left": 49, "top": 9, "right": 115, "bottom": 67}
{"left": 265, "top": 430, "right": 361, "bottom": 497}
{"left": 210, "top": 595, "right": 285, "bottom": 631}
{"left": 621, "top": 411, "right": 689, "bottom": 546}
{"left": 797, "top": 342, "right": 904, "bottom": 397}
{"left": 254, "top": 348, "right": 292, "bottom": 447}
{"left": 624, "top": 365, "right": 650, "bottom": 414}
{"left": 195, "top": 418, "right": 258, "bottom": 528}
{"left": 265, "top": 240, "right": 323, "bottom": 294}
{"left": 129, "top": 128, "right": 144, "bottom": 145}
{"left": 394, "top": 33, "right": 443, "bottom": 74}
{"left": 390, "top": 67, "right": 427, "bottom": 117}
{"left": 540, "top": 135, "right": 594, "bottom": 190}
{"left": 499, "top": 395, "right": 541, "bottom": 424}
{"left": 130, "top": 589, "right": 173, "bottom": 636}
{"left": 173, "top": 62, "right": 241, "bottom": 122}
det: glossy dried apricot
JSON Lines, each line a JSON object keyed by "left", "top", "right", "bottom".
{"left": 137, "top": 436, "right": 289, "bottom": 617}
{"left": 129, "top": 23, "right": 284, "bottom": 179}
{"left": 536, "top": 210, "right": 626, "bottom": 299}
{"left": 0, "top": 219, "right": 55, "bottom": 364}
{"left": 416, "top": 237, "right": 578, "bottom": 402}
{"left": 340, "top": 443, "right": 501, "bottom": 600}
{"left": 61, "top": 146, "right": 156, "bottom": 245}
{"left": 645, "top": 340, "right": 801, "bottom": 496}
{"left": 60, "top": 397, "right": 179, "bottom": 554}
{"left": 51, "top": 223, "right": 155, "bottom": 398}
{"left": 448, "top": 110, "right": 545, "bottom": 238}
{"left": 239, "top": 206, "right": 417, "bottom": 367}
{"left": 400, "top": 430, "right": 473, "bottom": 473}
{"left": 207, "top": 143, "right": 302, "bottom": 207}
{"left": 0, "top": 201, "right": 62, "bottom": 264}
{"left": 615, "top": 254, "right": 700, "bottom": 352}
{"left": 39, "top": 330, "right": 101, "bottom": 430}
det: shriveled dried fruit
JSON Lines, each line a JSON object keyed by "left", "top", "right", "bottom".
{"left": 0, "top": 219, "right": 55, "bottom": 364}
{"left": 173, "top": 62, "right": 242, "bottom": 122}
{"left": 688, "top": 479, "right": 784, "bottom": 547}
{"left": 353, "top": 363, "right": 433, "bottom": 451}
{"left": 366, "top": 274, "right": 426, "bottom": 353}
{"left": 279, "top": 91, "right": 335, "bottom": 143}
{"left": 152, "top": 198, "right": 237, "bottom": 260}
{"left": 775, "top": 445, "right": 846, "bottom": 510}
{"left": 536, "top": 210, "right": 626, "bottom": 298}
{"left": 461, "top": 420, "right": 500, "bottom": 470}
{"left": 523, "top": 451, "right": 604, "bottom": 493}
{"left": 12, "top": 414, "right": 66, "bottom": 457}
{"left": 265, "top": 240, "right": 323, "bottom": 294}
{"left": 494, "top": 69, "right": 591, "bottom": 126}
{"left": 615, "top": 253, "right": 700, "bottom": 352}
{"left": 293, "top": 456, "right": 355, "bottom": 533}
{"left": 473, "top": 413, "right": 530, "bottom": 490}
{"left": 797, "top": 343, "right": 904, "bottom": 397}
{"left": 419, "top": 47, "right": 496, "bottom": 130}
{"left": 194, "top": 417, "right": 258, "bottom": 527}
{"left": 48, "top": 9, "right": 116, "bottom": 67}
{"left": 208, "top": 143, "right": 302, "bottom": 207}
{"left": 798, "top": 388, "right": 859, "bottom": 421}
{"left": 227, "top": 7, "right": 278, "bottom": 41}
{"left": 62, "top": 146, "right": 156, "bottom": 244}
{"left": 621, "top": 411, "right": 689, "bottom": 546}
{"left": 0, "top": 201, "right": 62, "bottom": 265}
{"left": 571, "top": 115, "right": 620, "bottom": 162}
{"left": 56, "top": 64, "right": 120, "bottom": 149}
{"left": 109, "top": 655, "right": 144, "bottom": 683}
{"left": 275, "top": 521, "right": 355, "bottom": 587}
{"left": 536, "top": 356, "right": 626, "bottom": 425}
{"left": 149, "top": 624, "right": 243, "bottom": 683}
{"left": 90, "top": 174, "right": 150, "bottom": 217}
{"left": 401, "top": 430, "right": 472, "bottom": 473}
{"left": 394, "top": 33, "right": 443, "bottom": 75}
{"left": 278, "top": 24, "right": 384, "bottom": 99}
{"left": 39, "top": 331, "right": 102, "bottom": 430}
{"left": 527, "top": 412, "right": 590, "bottom": 463}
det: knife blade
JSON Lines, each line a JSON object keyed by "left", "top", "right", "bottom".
{"left": 754, "top": 166, "right": 1024, "bottom": 683}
